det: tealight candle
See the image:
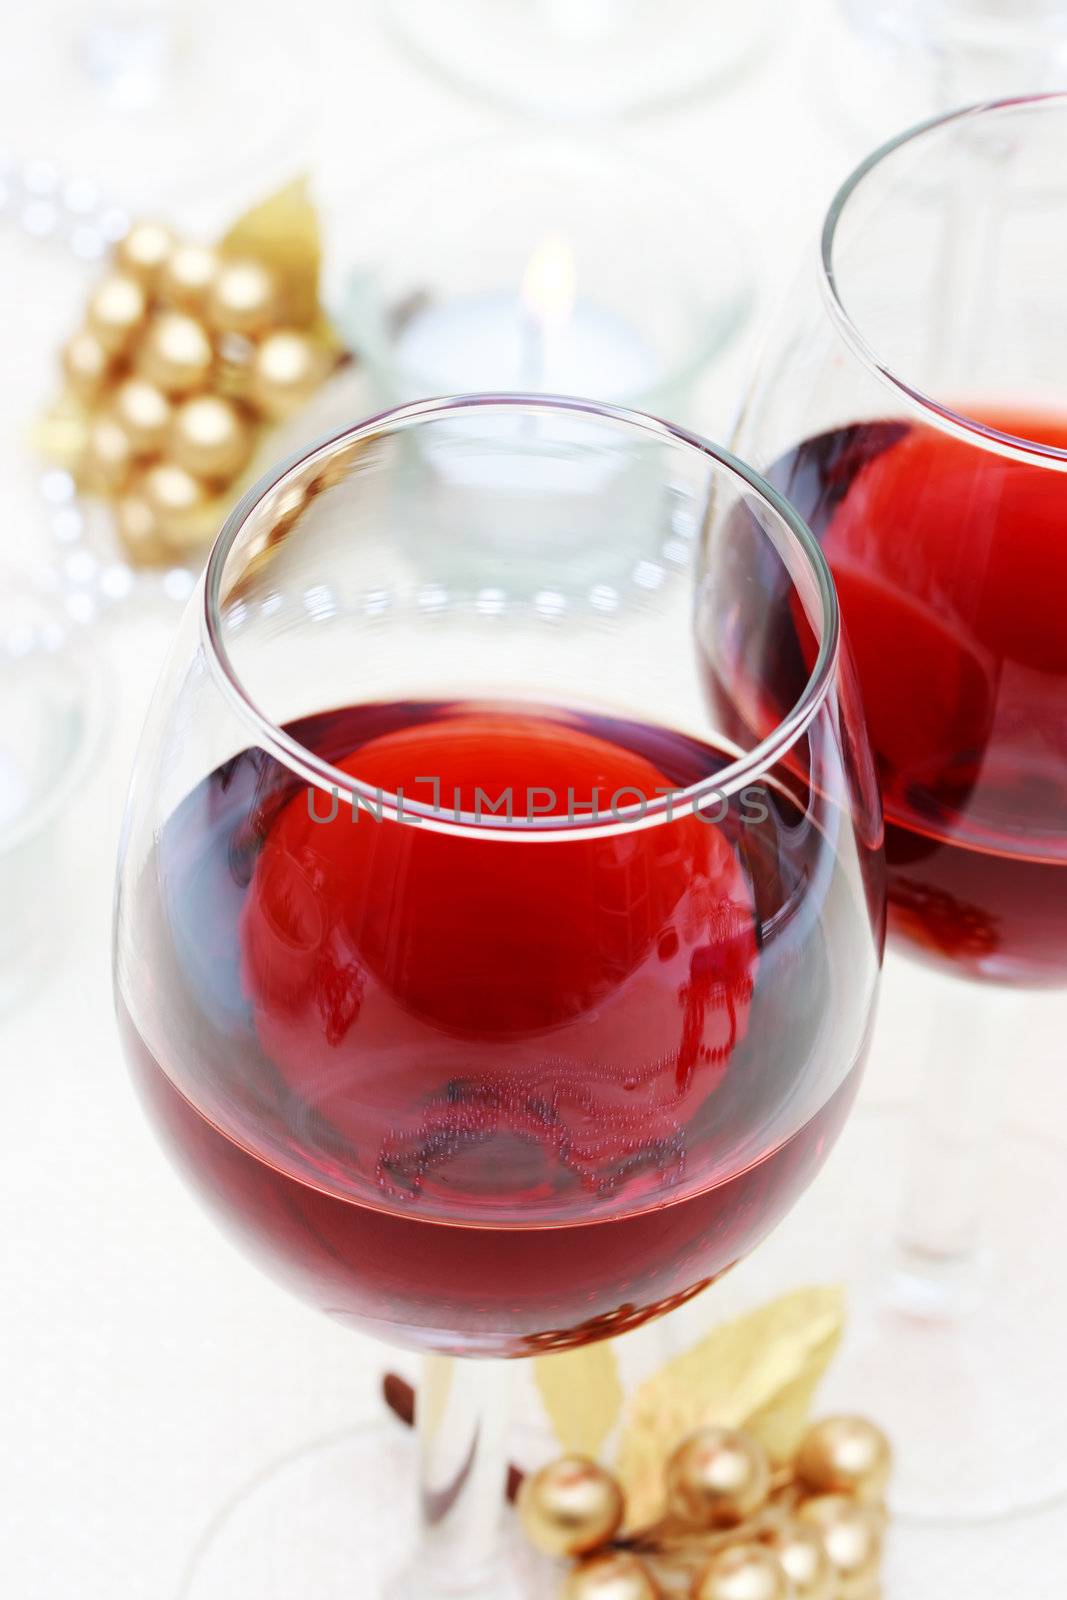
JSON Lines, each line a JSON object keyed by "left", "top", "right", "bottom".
{"left": 393, "top": 236, "right": 658, "bottom": 400}
{"left": 332, "top": 136, "right": 751, "bottom": 595}
{"left": 377, "top": 237, "right": 663, "bottom": 589}
{"left": 335, "top": 135, "right": 750, "bottom": 422}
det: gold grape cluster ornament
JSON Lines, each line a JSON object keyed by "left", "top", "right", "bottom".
{"left": 46, "top": 181, "right": 341, "bottom": 568}
{"left": 519, "top": 1415, "right": 891, "bottom": 1600}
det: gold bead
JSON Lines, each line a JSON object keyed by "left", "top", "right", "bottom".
{"left": 208, "top": 257, "right": 278, "bottom": 335}
{"left": 87, "top": 271, "right": 148, "bottom": 354}
{"left": 764, "top": 1521, "right": 834, "bottom": 1600}
{"left": 214, "top": 332, "right": 256, "bottom": 402}
{"left": 169, "top": 394, "right": 253, "bottom": 481}
{"left": 158, "top": 242, "right": 218, "bottom": 312}
{"left": 693, "top": 1544, "right": 790, "bottom": 1600}
{"left": 798, "top": 1495, "right": 883, "bottom": 1600}
{"left": 112, "top": 377, "right": 172, "bottom": 456}
{"left": 666, "top": 1430, "right": 771, "bottom": 1530}
{"left": 249, "top": 328, "right": 327, "bottom": 420}
{"left": 114, "top": 492, "right": 168, "bottom": 566}
{"left": 61, "top": 329, "right": 112, "bottom": 400}
{"left": 795, "top": 1418, "right": 892, "bottom": 1505}
{"left": 562, "top": 1550, "right": 659, "bottom": 1600}
{"left": 517, "top": 1457, "right": 624, "bottom": 1558}
{"left": 136, "top": 312, "right": 214, "bottom": 396}
{"left": 140, "top": 461, "right": 216, "bottom": 549}
{"left": 115, "top": 220, "right": 174, "bottom": 286}
{"left": 82, "top": 415, "right": 134, "bottom": 494}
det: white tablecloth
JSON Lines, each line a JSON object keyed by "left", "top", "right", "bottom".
{"left": 1, "top": 4, "right": 1065, "bottom": 1594}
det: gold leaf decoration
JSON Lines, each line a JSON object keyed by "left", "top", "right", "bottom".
{"left": 614, "top": 1287, "right": 845, "bottom": 1533}
{"left": 741, "top": 1362, "right": 835, "bottom": 1467}
{"left": 219, "top": 175, "right": 337, "bottom": 344}
{"left": 535, "top": 1341, "right": 625, "bottom": 1460}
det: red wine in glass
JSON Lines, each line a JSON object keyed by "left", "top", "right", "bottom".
{"left": 767, "top": 411, "right": 1067, "bottom": 986}
{"left": 122, "top": 699, "right": 864, "bottom": 1356}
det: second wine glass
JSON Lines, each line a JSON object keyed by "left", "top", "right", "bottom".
{"left": 734, "top": 95, "right": 1067, "bottom": 1519}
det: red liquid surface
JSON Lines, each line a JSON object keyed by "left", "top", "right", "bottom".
{"left": 121, "top": 702, "right": 865, "bottom": 1354}
{"left": 771, "top": 414, "right": 1067, "bottom": 985}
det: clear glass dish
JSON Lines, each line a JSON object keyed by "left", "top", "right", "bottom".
{"left": 0, "top": 575, "right": 109, "bottom": 1010}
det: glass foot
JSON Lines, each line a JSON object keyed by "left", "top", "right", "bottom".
{"left": 181, "top": 1422, "right": 554, "bottom": 1600}
{"left": 820, "top": 1107, "right": 1067, "bottom": 1523}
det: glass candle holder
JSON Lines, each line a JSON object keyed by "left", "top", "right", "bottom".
{"left": 329, "top": 137, "right": 753, "bottom": 595}
{"left": 332, "top": 137, "right": 751, "bottom": 421}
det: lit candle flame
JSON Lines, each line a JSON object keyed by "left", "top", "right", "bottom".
{"left": 521, "top": 234, "right": 577, "bottom": 331}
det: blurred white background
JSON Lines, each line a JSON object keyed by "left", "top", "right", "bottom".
{"left": 1, "top": 2, "right": 1065, "bottom": 1595}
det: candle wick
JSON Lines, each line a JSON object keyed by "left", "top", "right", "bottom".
{"left": 521, "top": 309, "right": 546, "bottom": 391}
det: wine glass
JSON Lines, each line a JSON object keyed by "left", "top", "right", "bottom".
{"left": 112, "top": 394, "right": 883, "bottom": 1598}
{"left": 733, "top": 94, "right": 1067, "bottom": 1519}
{"left": 835, "top": 0, "right": 1067, "bottom": 132}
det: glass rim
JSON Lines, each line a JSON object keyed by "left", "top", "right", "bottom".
{"left": 202, "top": 393, "right": 841, "bottom": 840}
{"left": 820, "top": 91, "right": 1067, "bottom": 467}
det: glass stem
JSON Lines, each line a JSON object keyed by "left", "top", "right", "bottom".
{"left": 892, "top": 979, "right": 1023, "bottom": 1315}
{"left": 389, "top": 1356, "right": 519, "bottom": 1600}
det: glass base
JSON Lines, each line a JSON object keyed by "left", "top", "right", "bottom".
{"left": 821, "top": 1107, "right": 1067, "bottom": 1523}
{"left": 181, "top": 1422, "right": 555, "bottom": 1600}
